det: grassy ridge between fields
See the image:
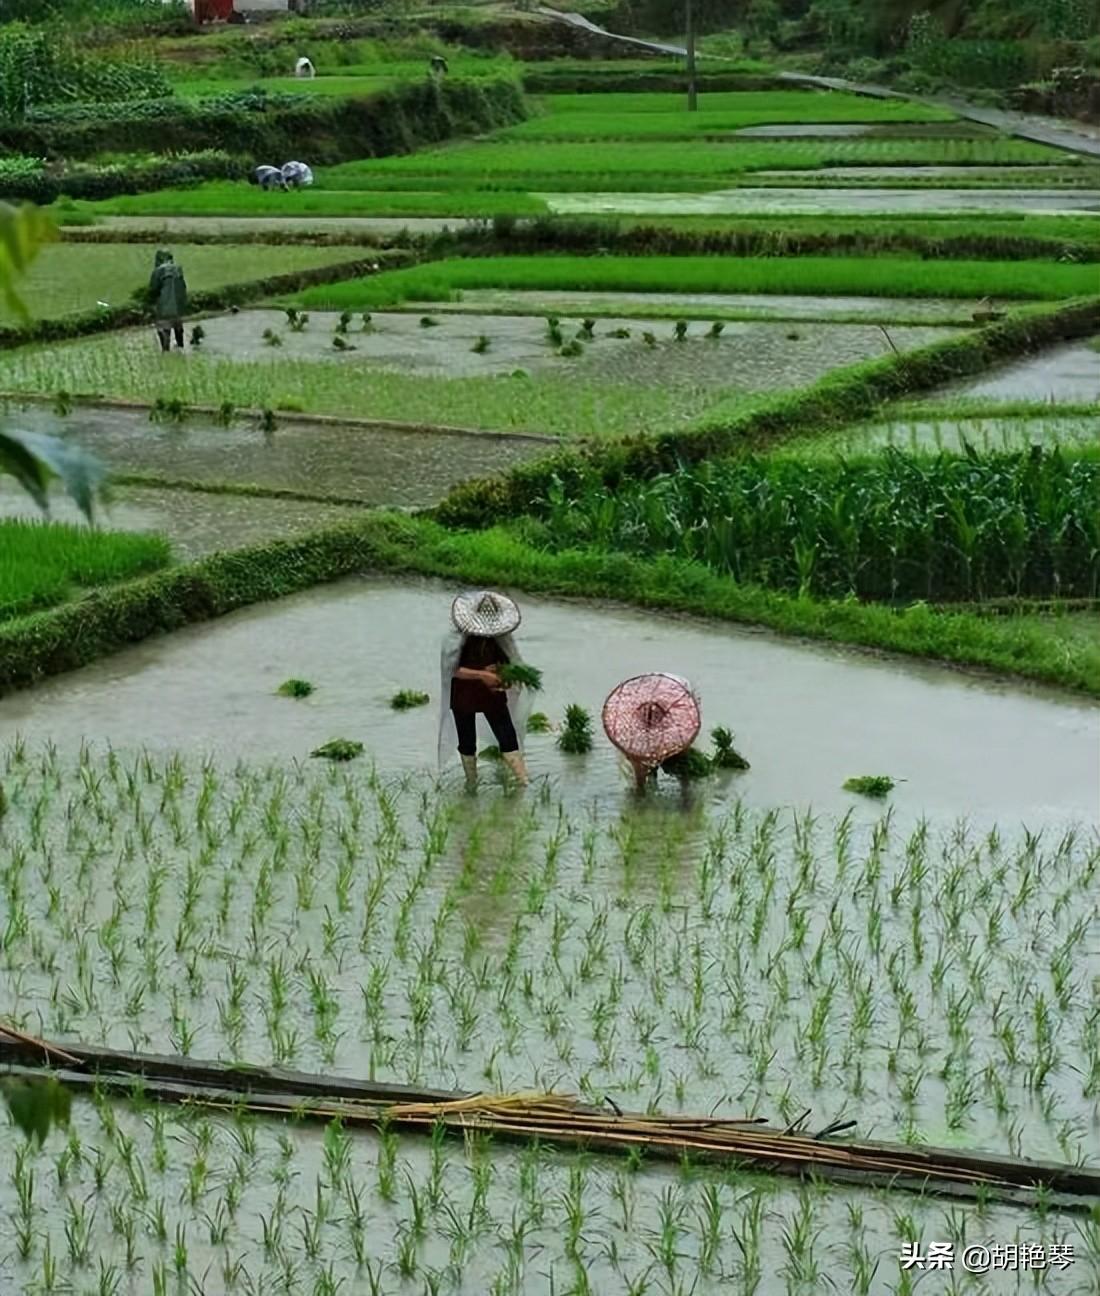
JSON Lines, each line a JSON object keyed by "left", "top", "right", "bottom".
{"left": 1, "top": 512, "right": 1096, "bottom": 698}
{"left": 292, "top": 255, "right": 1100, "bottom": 311}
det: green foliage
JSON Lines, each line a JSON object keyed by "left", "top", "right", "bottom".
{"left": 535, "top": 445, "right": 1100, "bottom": 603}
{"left": 310, "top": 738, "right": 364, "bottom": 762}
{"left": 2, "top": 1077, "right": 71, "bottom": 1146}
{"left": 277, "top": 678, "right": 313, "bottom": 698}
{"left": 527, "top": 711, "right": 551, "bottom": 733}
{"left": 479, "top": 745, "right": 503, "bottom": 760}
{"left": 0, "top": 517, "right": 170, "bottom": 622}
{"left": 0, "top": 76, "right": 527, "bottom": 165}
{"left": 844, "top": 774, "right": 896, "bottom": 797}
{"left": 498, "top": 662, "right": 543, "bottom": 691}
{"left": 558, "top": 339, "right": 583, "bottom": 358}
{"left": 0, "top": 150, "right": 246, "bottom": 206}
{"left": 390, "top": 689, "right": 430, "bottom": 710}
{"left": 557, "top": 703, "right": 593, "bottom": 754}
{"left": 0, "top": 24, "right": 168, "bottom": 122}
{"left": 472, "top": 334, "right": 491, "bottom": 354}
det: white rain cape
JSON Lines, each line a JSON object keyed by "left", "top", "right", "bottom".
{"left": 438, "top": 630, "right": 533, "bottom": 770}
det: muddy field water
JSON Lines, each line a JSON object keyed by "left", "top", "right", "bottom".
{"left": 543, "top": 188, "right": 1100, "bottom": 215}
{"left": 0, "top": 402, "right": 550, "bottom": 505}
{"left": 1, "top": 577, "right": 1094, "bottom": 827}
{"left": 415, "top": 288, "right": 981, "bottom": 323}
{"left": 48, "top": 308, "right": 950, "bottom": 394}
{"left": 925, "top": 339, "right": 1100, "bottom": 404}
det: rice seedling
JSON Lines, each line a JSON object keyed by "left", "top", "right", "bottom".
{"left": 527, "top": 713, "right": 551, "bottom": 733}
{"left": 390, "top": 689, "right": 430, "bottom": 710}
{"left": 276, "top": 679, "right": 313, "bottom": 698}
{"left": 710, "top": 727, "right": 750, "bottom": 770}
{"left": 580, "top": 319, "right": 596, "bottom": 338}
{"left": 419, "top": 316, "right": 440, "bottom": 328}
{"left": 259, "top": 409, "right": 278, "bottom": 434}
{"left": 608, "top": 328, "right": 632, "bottom": 339}
{"left": 642, "top": 332, "right": 657, "bottom": 347}
{"left": 660, "top": 748, "right": 713, "bottom": 780}
{"left": 261, "top": 329, "right": 282, "bottom": 347}
{"left": 148, "top": 397, "right": 188, "bottom": 424}
{"left": 557, "top": 705, "right": 593, "bottom": 754}
{"left": 844, "top": 776, "right": 897, "bottom": 798}
{"left": 332, "top": 335, "right": 356, "bottom": 351}
{"left": 309, "top": 740, "right": 364, "bottom": 762}
{"left": 189, "top": 325, "right": 205, "bottom": 348}
{"left": 707, "top": 322, "right": 725, "bottom": 339}
{"left": 472, "top": 334, "right": 491, "bottom": 353}
{"left": 674, "top": 321, "right": 688, "bottom": 341}
{"left": 558, "top": 339, "right": 584, "bottom": 357}
{"left": 289, "top": 313, "right": 310, "bottom": 334}
{"left": 213, "top": 400, "right": 236, "bottom": 428}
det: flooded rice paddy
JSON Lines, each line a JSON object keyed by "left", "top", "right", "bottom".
{"left": 785, "top": 413, "right": 1100, "bottom": 455}
{"left": 415, "top": 289, "right": 979, "bottom": 324}
{"left": 0, "top": 571, "right": 1097, "bottom": 1290}
{"left": 542, "top": 188, "right": 1100, "bottom": 215}
{"left": 925, "top": 340, "right": 1100, "bottom": 405}
{"left": 26, "top": 308, "right": 948, "bottom": 395}
{"left": 1, "top": 403, "right": 550, "bottom": 504}
{"left": 1, "top": 577, "right": 1094, "bottom": 828}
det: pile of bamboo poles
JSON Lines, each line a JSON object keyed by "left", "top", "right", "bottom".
{"left": 2, "top": 1031, "right": 1098, "bottom": 1211}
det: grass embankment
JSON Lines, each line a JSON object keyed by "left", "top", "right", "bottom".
{"left": 507, "top": 90, "right": 958, "bottom": 138}
{"left": 0, "top": 243, "right": 371, "bottom": 326}
{"left": 318, "top": 138, "right": 1068, "bottom": 192}
{"left": 0, "top": 519, "right": 171, "bottom": 623}
{"left": 1, "top": 511, "right": 1096, "bottom": 697}
{"left": 292, "top": 255, "right": 1098, "bottom": 310}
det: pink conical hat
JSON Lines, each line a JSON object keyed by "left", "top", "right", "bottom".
{"left": 602, "top": 674, "right": 701, "bottom": 765}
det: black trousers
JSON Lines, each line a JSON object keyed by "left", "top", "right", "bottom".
{"left": 454, "top": 706, "right": 518, "bottom": 757}
{"left": 157, "top": 322, "right": 184, "bottom": 352}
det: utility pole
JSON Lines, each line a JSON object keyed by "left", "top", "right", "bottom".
{"left": 686, "top": 0, "right": 697, "bottom": 111}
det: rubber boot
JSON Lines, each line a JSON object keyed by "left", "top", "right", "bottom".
{"left": 501, "top": 751, "right": 529, "bottom": 786}
{"left": 460, "top": 754, "right": 478, "bottom": 790}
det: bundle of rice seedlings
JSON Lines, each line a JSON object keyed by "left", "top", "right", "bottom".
{"left": 498, "top": 664, "right": 543, "bottom": 691}
{"left": 557, "top": 705, "right": 593, "bottom": 754}
{"left": 277, "top": 678, "right": 313, "bottom": 698}
{"left": 707, "top": 322, "right": 725, "bottom": 338}
{"left": 390, "top": 689, "right": 430, "bottom": 710}
{"left": 844, "top": 775, "right": 896, "bottom": 798}
{"left": 711, "top": 726, "right": 750, "bottom": 770}
{"left": 310, "top": 739, "right": 363, "bottom": 762}
{"left": 527, "top": 712, "right": 551, "bottom": 734}
{"left": 660, "top": 748, "right": 713, "bottom": 780}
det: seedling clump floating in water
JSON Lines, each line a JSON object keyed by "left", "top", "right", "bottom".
{"left": 479, "top": 745, "right": 502, "bottom": 760}
{"left": 844, "top": 774, "right": 897, "bottom": 797}
{"left": 608, "top": 327, "right": 631, "bottom": 338}
{"left": 332, "top": 335, "right": 356, "bottom": 351}
{"left": 390, "top": 689, "right": 430, "bottom": 710}
{"left": 361, "top": 313, "right": 373, "bottom": 332}
{"left": 558, "top": 340, "right": 583, "bottom": 358}
{"left": 579, "top": 319, "right": 596, "bottom": 338}
{"left": 557, "top": 704, "right": 593, "bottom": 754}
{"left": 149, "top": 397, "right": 187, "bottom": 424}
{"left": 336, "top": 311, "right": 353, "bottom": 334}
{"left": 189, "top": 324, "right": 205, "bottom": 347}
{"left": 262, "top": 328, "right": 282, "bottom": 347}
{"left": 674, "top": 320, "right": 688, "bottom": 341}
{"left": 310, "top": 739, "right": 364, "bottom": 761}
{"left": 53, "top": 390, "right": 73, "bottom": 417}
{"left": 642, "top": 331, "right": 657, "bottom": 347}
{"left": 289, "top": 312, "right": 310, "bottom": 333}
{"left": 707, "top": 322, "right": 725, "bottom": 338}
{"left": 419, "top": 316, "right": 439, "bottom": 328}
{"left": 527, "top": 712, "right": 551, "bottom": 733}
{"left": 214, "top": 400, "right": 235, "bottom": 428}
{"left": 277, "top": 678, "right": 313, "bottom": 699}
{"left": 472, "top": 335, "right": 491, "bottom": 354}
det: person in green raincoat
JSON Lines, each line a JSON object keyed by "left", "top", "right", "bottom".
{"left": 147, "top": 249, "right": 189, "bottom": 353}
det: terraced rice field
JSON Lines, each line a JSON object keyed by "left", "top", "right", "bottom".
{"left": 5, "top": 51, "right": 1100, "bottom": 1296}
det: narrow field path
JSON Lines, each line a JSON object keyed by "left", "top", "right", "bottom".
{"left": 94, "top": 215, "right": 463, "bottom": 237}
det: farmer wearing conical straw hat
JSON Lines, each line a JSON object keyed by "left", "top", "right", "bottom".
{"left": 440, "top": 591, "right": 533, "bottom": 788}
{"left": 602, "top": 673, "right": 701, "bottom": 792}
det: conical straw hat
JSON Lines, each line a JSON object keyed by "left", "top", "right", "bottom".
{"left": 451, "top": 590, "right": 521, "bottom": 637}
{"left": 602, "top": 674, "right": 701, "bottom": 765}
